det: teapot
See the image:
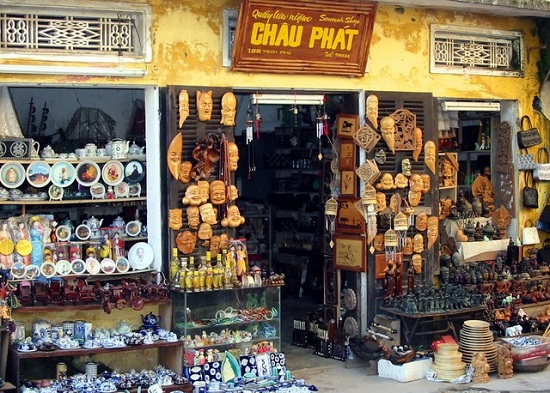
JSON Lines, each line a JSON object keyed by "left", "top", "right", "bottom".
{"left": 111, "top": 216, "right": 126, "bottom": 228}
{"left": 83, "top": 216, "right": 104, "bottom": 230}
{"left": 111, "top": 139, "right": 130, "bottom": 159}
{"left": 41, "top": 145, "right": 56, "bottom": 159}
{"left": 128, "top": 141, "right": 145, "bottom": 156}
{"left": 141, "top": 312, "right": 160, "bottom": 327}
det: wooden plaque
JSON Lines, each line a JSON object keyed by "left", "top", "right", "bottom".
{"left": 334, "top": 234, "right": 366, "bottom": 272}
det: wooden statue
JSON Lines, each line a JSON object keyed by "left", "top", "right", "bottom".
{"left": 471, "top": 352, "right": 491, "bottom": 383}
{"left": 497, "top": 343, "right": 514, "bottom": 379}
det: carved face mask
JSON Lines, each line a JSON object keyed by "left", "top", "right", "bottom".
{"left": 182, "top": 185, "right": 202, "bottom": 206}
{"left": 376, "top": 192, "right": 387, "bottom": 212}
{"left": 210, "top": 235, "right": 221, "bottom": 257}
{"left": 220, "top": 233, "right": 229, "bottom": 250}
{"left": 409, "top": 174, "right": 423, "bottom": 192}
{"left": 167, "top": 133, "right": 183, "bottom": 180}
{"left": 200, "top": 203, "right": 218, "bottom": 225}
{"left": 196, "top": 90, "right": 213, "bottom": 121}
{"left": 421, "top": 174, "right": 431, "bottom": 194}
{"left": 198, "top": 222, "right": 213, "bottom": 240}
{"left": 179, "top": 161, "right": 192, "bottom": 183}
{"left": 197, "top": 180, "right": 210, "bottom": 204}
{"left": 408, "top": 190, "right": 421, "bottom": 207}
{"left": 221, "top": 205, "right": 245, "bottom": 228}
{"left": 178, "top": 89, "right": 189, "bottom": 128}
{"left": 176, "top": 230, "right": 197, "bottom": 254}
{"left": 366, "top": 94, "right": 379, "bottom": 129}
{"left": 413, "top": 127, "right": 423, "bottom": 162}
{"left": 374, "top": 149, "right": 386, "bottom": 165}
{"left": 373, "top": 233, "right": 385, "bottom": 252}
{"left": 403, "top": 236, "right": 413, "bottom": 255}
{"left": 220, "top": 92, "right": 237, "bottom": 127}
{"left": 376, "top": 173, "right": 396, "bottom": 190}
{"left": 415, "top": 212, "right": 428, "bottom": 231}
{"left": 427, "top": 216, "right": 439, "bottom": 249}
{"left": 227, "top": 142, "right": 239, "bottom": 171}
{"left": 227, "top": 185, "right": 239, "bottom": 201}
{"left": 210, "top": 180, "right": 227, "bottom": 205}
{"left": 394, "top": 173, "right": 408, "bottom": 189}
{"left": 412, "top": 254, "right": 422, "bottom": 273}
{"left": 401, "top": 159, "right": 412, "bottom": 177}
{"left": 413, "top": 233, "right": 424, "bottom": 253}
{"left": 169, "top": 208, "right": 183, "bottom": 231}
{"left": 380, "top": 116, "right": 396, "bottom": 154}
{"left": 186, "top": 206, "right": 200, "bottom": 229}
{"left": 424, "top": 140, "right": 436, "bottom": 174}
{"left": 389, "top": 193, "right": 401, "bottom": 213}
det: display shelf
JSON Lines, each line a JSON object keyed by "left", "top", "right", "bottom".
{"left": 9, "top": 296, "right": 169, "bottom": 313}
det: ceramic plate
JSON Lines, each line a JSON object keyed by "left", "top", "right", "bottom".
{"left": 75, "top": 160, "right": 101, "bottom": 187}
{"left": 116, "top": 257, "right": 130, "bottom": 273}
{"left": 25, "top": 264, "right": 40, "bottom": 279}
{"left": 48, "top": 185, "right": 64, "bottom": 200}
{"left": 86, "top": 257, "right": 101, "bottom": 274}
{"left": 102, "top": 160, "right": 124, "bottom": 186}
{"left": 114, "top": 182, "right": 129, "bottom": 198}
{"left": 51, "top": 161, "right": 76, "bottom": 187}
{"left": 125, "top": 220, "right": 142, "bottom": 237}
{"left": 100, "top": 258, "right": 116, "bottom": 274}
{"left": 26, "top": 161, "right": 51, "bottom": 188}
{"left": 55, "top": 260, "right": 72, "bottom": 276}
{"left": 128, "top": 242, "right": 154, "bottom": 270}
{"left": 11, "top": 262, "right": 26, "bottom": 279}
{"left": 55, "top": 225, "right": 71, "bottom": 242}
{"left": 0, "top": 162, "right": 25, "bottom": 189}
{"left": 128, "top": 182, "right": 142, "bottom": 197}
{"left": 40, "top": 262, "right": 56, "bottom": 278}
{"left": 75, "top": 224, "right": 91, "bottom": 241}
{"left": 124, "top": 160, "right": 145, "bottom": 183}
{"left": 71, "top": 259, "right": 86, "bottom": 275}
{"left": 90, "top": 183, "right": 106, "bottom": 199}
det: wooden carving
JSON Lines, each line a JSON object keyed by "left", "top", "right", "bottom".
{"left": 178, "top": 90, "right": 189, "bottom": 128}
{"left": 495, "top": 121, "right": 512, "bottom": 174}
{"left": 390, "top": 108, "right": 416, "bottom": 151}
{"left": 167, "top": 132, "right": 183, "bottom": 180}
{"left": 353, "top": 123, "right": 380, "bottom": 153}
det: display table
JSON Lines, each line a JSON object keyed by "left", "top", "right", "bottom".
{"left": 380, "top": 305, "right": 486, "bottom": 345}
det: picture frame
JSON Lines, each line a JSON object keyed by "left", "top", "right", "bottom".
{"left": 336, "top": 114, "right": 359, "bottom": 139}
{"left": 338, "top": 141, "right": 356, "bottom": 171}
{"left": 340, "top": 170, "right": 356, "bottom": 196}
{"left": 374, "top": 252, "right": 404, "bottom": 279}
{"left": 336, "top": 198, "right": 364, "bottom": 234}
{"left": 333, "top": 234, "right": 366, "bottom": 272}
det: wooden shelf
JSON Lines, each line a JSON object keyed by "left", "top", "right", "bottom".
{"left": 10, "top": 297, "right": 170, "bottom": 313}
{"left": 1, "top": 197, "right": 147, "bottom": 205}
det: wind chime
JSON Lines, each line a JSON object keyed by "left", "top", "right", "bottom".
{"left": 393, "top": 210, "right": 409, "bottom": 253}
{"left": 245, "top": 104, "right": 258, "bottom": 179}
{"left": 324, "top": 197, "right": 338, "bottom": 248}
{"left": 360, "top": 184, "right": 378, "bottom": 253}
{"left": 316, "top": 95, "right": 329, "bottom": 160}
{"left": 384, "top": 226, "right": 398, "bottom": 264}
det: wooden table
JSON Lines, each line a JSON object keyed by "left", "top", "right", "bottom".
{"left": 380, "top": 306, "right": 486, "bottom": 346}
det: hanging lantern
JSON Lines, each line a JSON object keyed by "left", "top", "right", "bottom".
{"left": 325, "top": 197, "right": 338, "bottom": 248}
{"left": 384, "top": 228, "right": 398, "bottom": 263}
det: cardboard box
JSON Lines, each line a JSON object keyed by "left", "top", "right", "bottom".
{"left": 378, "top": 358, "right": 433, "bottom": 382}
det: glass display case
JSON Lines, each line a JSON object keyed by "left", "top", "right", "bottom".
{"left": 171, "top": 286, "right": 281, "bottom": 366}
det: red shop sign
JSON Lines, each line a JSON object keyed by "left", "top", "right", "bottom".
{"left": 231, "top": 0, "right": 377, "bottom": 77}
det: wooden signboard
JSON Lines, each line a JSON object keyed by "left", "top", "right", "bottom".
{"left": 231, "top": 0, "right": 377, "bottom": 77}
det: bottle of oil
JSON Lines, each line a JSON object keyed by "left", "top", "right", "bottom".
{"left": 169, "top": 248, "right": 179, "bottom": 286}
{"left": 223, "top": 249, "right": 234, "bottom": 289}
{"left": 176, "top": 257, "right": 188, "bottom": 290}
{"left": 185, "top": 256, "right": 195, "bottom": 292}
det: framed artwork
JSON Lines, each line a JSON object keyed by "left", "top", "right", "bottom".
{"left": 374, "top": 252, "right": 404, "bottom": 279}
{"left": 339, "top": 141, "right": 356, "bottom": 171}
{"left": 334, "top": 235, "right": 366, "bottom": 272}
{"left": 336, "top": 114, "right": 359, "bottom": 139}
{"left": 340, "top": 171, "right": 356, "bottom": 196}
{"left": 323, "top": 258, "right": 339, "bottom": 306}
{"left": 336, "top": 198, "right": 364, "bottom": 234}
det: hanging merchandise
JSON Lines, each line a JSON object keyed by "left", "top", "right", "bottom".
{"left": 356, "top": 159, "right": 381, "bottom": 186}
{"left": 353, "top": 123, "right": 380, "bottom": 153}
{"left": 360, "top": 184, "right": 378, "bottom": 251}
{"left": 424, "top": 140, "right": 437, "bottom": 174}
{"left": 379, "top": 116, "right": 396, "bottom": 154}
{"left": 412, "top": 127, "right": 423, "bottom": 162}
{"left": 324, "top": 197, "right": 338, "bottom": 248}
{"left": 389, "top": 108, "right": 416, "bottom": 151}
{"left": 394, "top": 212, "right": 409, "bottom": 252}
{"left": 167, "top": 132, "right": 183, "bottom": 180}
{"left": 255, "top": 99, "right": 262, "bottom": 139}
{"left": 427, "top": 216, "right": 439, "bottom": 249}
{"left": 384, "top": 228, "right": 398, "bottom": 263}
{"left": 178, "top": 90, "right": 189, "bottom": 128}
{"left": 246, "top": 105, "right": 255, "bottom": 179}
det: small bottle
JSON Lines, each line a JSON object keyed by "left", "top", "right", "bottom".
{"left": 224, "top": 252, "right": 234, "bottom": 289}
{"left": 176, "top": 257, "right": 188, "bottom": 290}
{"left": 169, "top": 248, "right": 179, "bottom": 285}
{"left": 185, "top": 258, "right": 195, "bottom": 292}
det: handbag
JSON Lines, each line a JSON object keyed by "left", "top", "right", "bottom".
{"left": 523, "top": 171, "right": 539, "bottom": 208}
{"left": 517, "top": 115, "right": 542, "bottom": 148}
{"left": 534, "top": 147, "right": 550, "bottom": 181}
{"left": 518, "top": 148, "right": 536, "bottom": 170}
{"left": 522, "top": 220, "right": 540, "bottom": 245}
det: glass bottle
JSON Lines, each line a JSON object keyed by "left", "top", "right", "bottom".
{"left": 176, "top": 257, "right": 188, "bottom": 290}
{"left": 223, "top": 249, "right": 234, "bottom": 289}
{"left": 185, "top": 256, "right": 195, "bottom": 292}
{"left": 213, "top": 253, "right": 223, "bottom": 289}
{"left": 169, "top": 247, "right": 179, "bottom": 285}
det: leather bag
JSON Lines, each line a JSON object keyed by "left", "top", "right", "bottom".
{"left": 523, "top": 171, "right": 539, "bottom": 209}
{"left": 517, "top": 115, "right": 542, "bottom": 148}
{"left": 517, "top": 148, "right": 536, "bottom": 170}
{"left": 522, "top": 220, "right": 540, "bottom": 245}
{"left": 534, "top": 147, "right": 550, "bottom": 181}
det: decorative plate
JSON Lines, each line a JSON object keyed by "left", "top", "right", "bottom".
{"left": 75, "top": 224, "right": 91, "bottom": 241}
{"left": 128, "top": 182, "right": 142, "bottom": 197}
{"left": 75, "top": 160, "right": 101, "bottom": 187}
{"left": 15, "top": 239, "right": 32, "bottom": 256}
{"left": 124, "top": 160, "right": 145, "bottom": 183}
{"left": 125, "top": 220, "right": 142, "bottom": 237}
{"left": 90, "top": 183, "right": 106, "bottom": 199}
{"left": 40, "top": 262, "right": 56, "bottom": 278}
{"left": 116, "top": 257, "right": 130, "bottom": 273}
{"left": 114, "top": 182, "right": 129, "bottom": 198}
{"left": 25, "top": 264, "right": 40, "bottom": 279}
{"left": 55, "top": 260, "right": 72, "bottom": 276}
{"left": 128, "top": 242, "right": 154, "bottom": 270}
{"left": 51, "top": 161, "right": 76, "bottom": 187}
{"left": 0, "top": 162, "right": 25, "bottom": 189}
{"left": 55, "top": 225, "right": 71, "bottom": 242}
{"left": 100, "top": 258, "right": 116, "bottom": 274}
{"left": 102, "top": 160, "right": 124, "bottom": 186}
{"left": 26, "top": 161, "right": 51, "bottom": 188}
{"left": 86, "top": 257, "right": 101, "bottom": 274}
{"left": 48, "top": 185, "right": 64, "bottom": 201}
{"left": 11, "top": 262, "right": 26, "bottom": 279}
{"left": 71, "top": 259, "right": 86, "bottom": 275}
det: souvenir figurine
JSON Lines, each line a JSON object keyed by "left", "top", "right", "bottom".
{"left": 221, "top": 205, "right": 245, "bottom": 228}
{"left": 169, "top": 208, "right": 183, "bottom": 231}
{"left": 471, "top": 352, "right": 491, "bottom": 383}
{"left": 220, "top": 92, "right": 237, "bottom": 127}
{"left": 182, "top": 184, "right": 202, "bottom": 206}
{"left": 210, "top": 180, "right": 227, "bottom": 205}
{"left": 176, "top": 231, "right": 197, "bottom": 254}
{"left": 424, "top": 140, "right": 437, "bottom": 174}
{"left": 380, "top": 116, "right": 396, "bottom": 154}
{"left": 179, "top": 161, "right": 192, "bottom": 183}
{"left": 178, "top": 89, "right": 189, "bottom": 128}
{"left": 227, "top": 141, "right": 239, "bottom": 171}
{"left": 196, "top": 90, "right": 213, "bottom": 122}
{"left": 200, "top": 203, "right": 218, "bottom": 225}
{"left": 167, "top": 132, "right": 183, "bottom": 180}
{"left": 366, "top": 94, "right": 379, "bottom": 129}
{"left": 403, "top": 236, "right": 413, "bottom": 255}
{"left": 413, "top": 127, "right": 423, "bottom": 162}
{"left": 187, "top": 206, "right": 200, "bottom": 229}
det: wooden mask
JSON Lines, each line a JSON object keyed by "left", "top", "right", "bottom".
{"left": 373, "top": 233, "right": 385, "bottom": 252}
{"left": 227, "top": 142, "right": 239, "bottom": 171}
{"left": 209, "top": 180, "right": 227, "bottom": 205}
{"left": 176, "top": 230, "right": 197, "bottom": 254}
{"left": 227, "top": 185, "right": 239, "bottom": 201}
{"left": 376, "top": 173, "right": 396, "bottom": 190}
{"left": 178, "top": 161, "right": 192, "bottom": 183}
{"left": 409, "top": 174, "right": 423, "bottom": 192}
{"left": 167, "top": 132, "right": 183, "bottom": 180}
{"left": 186, "top": 206, "right": 200, "bottom": 229}
{"left": 198, "top": 222, "right": 213, "bottom": 240}
{"left": 220, "top": 92, "right": 237, "bottom": 126}
{"left": 366, "top": 94, "right": 379, "bottom": 129}
{"left": 413, "top": 233, "right": 424, "bottom": 253}
{"left": 197, "top": 180, "right": 210, "bottom": 204}
{"left": 221, "top": 205, "right": 245, "bottom": 228}
{"left": 375, "top": 192, "right": 387, "bottom": 212}
{"left": 182, "top": 184, "right": 202, "bottom": 206}
{"left": 412, "top": 254, "right": 422, "bottom": 273}
{"left": 420, "top": 174, "right": 431, "bottom": 194}
{"left": 424, "top": 140, "right": 436, "bottom": 174}
{"left": 394, "top": 173, "right": 408, "bottom": 189}
{"left": 178, "top": 89, "right": 189, "bottom": 128}
{"left": 415, "top": 212, "right": 428, "bottom": 232}
{"left": 199, "top": 203, "right": 218, "bottom": 225}
{"left": 408, "top": 190, "right": 421, "bottom": 207}
{"left": 403, "top": 236, "right": 413, "bottom": 255}
{"left": 427, "top": 216, "right": 439, "bottom": 249}
{"left": 413, "top": 127, "right": 423, "bottom": 162}
{"left": 169, "top": 208, "right": 183, "bottom": 231}
{"left": 196, "top": 90, "right": 213, "bottom": 121}
{"left": 380, "top": 116, "right": 396, "bottom": 154}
